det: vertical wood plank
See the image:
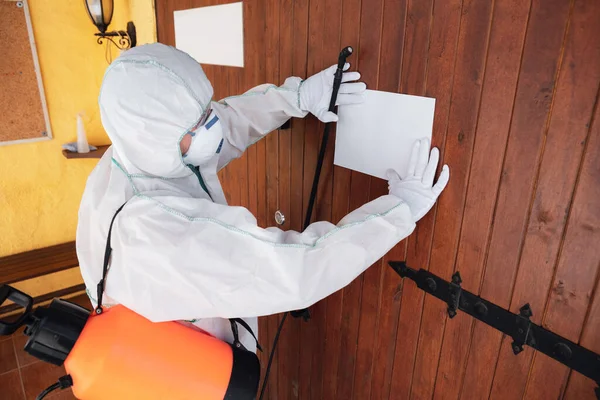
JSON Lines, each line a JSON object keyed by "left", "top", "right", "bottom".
{"left": 368, "top": 1, "right": 409, "bottom": 398}
{"left": 526, "top": 96, "right": 599, "bottom": 398}
{"left": 242, "top": 0, "right": 262, "bottom": 218}
{"left": 307, "top": 0, "right": 344, "bottom": 398}
{"left": 201, "top": 0, "right": 219, "bottom": 100}
{"left": 264, "top": 1, "right": 281, "bottom": 397}
{"left": 277, "top": 0, "right": 293, "bottom": 233}
{"left": 463, "top": 1, "right": 574, "bottom": 399}
{"left": 387, "top": 0, "right": 439, "bottom": 397}
{"left": 564, "top": 270, "right": 600, "bottom": 398}
{"left": 351, "top": 0, "right": 386, "bottom": 397}
{"left": 233, "top": 68, "right": 249, "bottom": 210}
{"left": 152, "top": 1, "right": 600, "bottom": 398}
{"left": 321, "top": 278, "right": 345, "bottom": 399}
{"left": 495, "top": 1, "right": 600, "bottom": 397}
{"left": 213, "top": 65, "right": 229, "bottom": 202}
{"left": 289, "top": 0, "right": 309, "bottom": 236}
{"left": 449, "top": 2, "right": 573, "bottom": 399}
{"left": 155, "top": 2, "right": 169, "bottom": 44}
{"left": 242, "top": 11, "right": 264, "bottom": 387}
{"left": 223, "top": 78, "right": 245, "bottom": 207}
{"left": 392, "top": 0, "right": 462, "bottom": 397}
{"left": 317, "top": 0, "right": 345, "bottom": 398}
{"left": 335, "top": 170, "right": 370, "bottom": 399}
{"left": 321, "top": 84, "right": 351, "bottom": 400}
{"left": 390, "top": 0, "right": 460, "bottom": 396}
{"left": 322, "top": 1, "right": 362, "bottom": 396}
{"left": 562, "top": 102, "right": 600, "bottom": 399}
{"left": 286, "top": 2, "right": 311, "bottom": 393}
{"left": 333, "top": 0, "right": 367, "bottom": 396}
{"left": 155, "top": 0, "right": 177, "bottom": 45}
{"left": 455, "top": 1, "right": 531, "bottom": 398}
{"left": 306, "top": 74, "right": 329, "bottom": 400}
{"left": 479, "top": 0, "right": 572, "bottom": 325}
{"left": 297, "top": 0, "right": 326, "bottom": 398}
{"left": 243, "top": 0, "right": 265, "bottom": 217}
{"left": 282, "top": 0, "right": 310, "bottom": 397}
{"left": 426, "top": 0, "right": 494, "bottom": 398}
{"left": 398, "top": 0, "right": 433, "bottom": 96}
{"left": 249, "top": 0, "right": 270, "bottom": 395}
{"left": 275, "top": 0, "right": 299, "bottom": 397}
{"left": 479, "top": 0, "right": 574, "bottom": 398}
{"left": 314, "top": 0, "right": 342, "bottom": 226}
{"left": 321, "top": 182, "right": 348, "bottom": 394}
{"left": 287, "top": 22, "right": 309, "bottom": 391}
{"left": 301, "top": 0, "right": 325, "bottom": 226}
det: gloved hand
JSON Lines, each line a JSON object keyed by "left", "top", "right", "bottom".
{"left": 387, "top": 138, "right": 450, "bottom": 222}
{"left": 299, "top": 63, "right": 366, "bottom": 123}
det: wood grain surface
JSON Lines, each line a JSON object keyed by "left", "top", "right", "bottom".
{"left": 155, "top": 1, "right": 600, "bottom": 398}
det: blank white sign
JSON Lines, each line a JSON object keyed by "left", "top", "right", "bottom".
{"left": 334, "top": 90, "right": 436, "bottom": 180}
{"left": 174, "top": 2, "right": 244, "bottom": 68}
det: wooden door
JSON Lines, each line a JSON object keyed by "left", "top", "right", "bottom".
{"left": 156, "top": 0, "right": 600, "bottom": 398}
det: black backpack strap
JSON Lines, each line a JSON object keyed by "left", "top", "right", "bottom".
{"left": 95, "top": 202, "right": 127, "bottom": 315}
{"left": 96, "top": 202, "right": 262, "bottom": 356}
{"left": 229, "top": 318, "right": 262, "bottom": 352}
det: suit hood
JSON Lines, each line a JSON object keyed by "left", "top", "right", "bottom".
{"left": 99, "top": 43, "right": 214, "bottom": 178}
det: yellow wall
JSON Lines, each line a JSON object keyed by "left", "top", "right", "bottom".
{"left": 0, "top": 0, "right": 156, "bottom": 257}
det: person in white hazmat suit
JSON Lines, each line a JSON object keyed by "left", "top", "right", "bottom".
{"left": 77, "top": 43, "right": 449, "bottom": 351}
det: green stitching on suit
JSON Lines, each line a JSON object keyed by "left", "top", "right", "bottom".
{"left": 297, "top": 79, "right": 305, "bottom": 109}
{"left": 133, "top": 193, "right": 407, "bottom": 249}
{"left": 111, "top": 158, "right": 140, "bottom": 194}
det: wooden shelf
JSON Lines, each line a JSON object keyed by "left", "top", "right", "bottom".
{"left": 0, "top": 241, "right": 78, "bottom": 285}
{"left": 62, "top": 145, "right": 110, "bottom": 159}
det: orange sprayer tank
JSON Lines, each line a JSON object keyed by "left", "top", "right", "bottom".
{"left": 0, "top": 285, "right": 260, "bottom": 400}
{"left": 66, "top": 305, "right": 240, "bottom": 400}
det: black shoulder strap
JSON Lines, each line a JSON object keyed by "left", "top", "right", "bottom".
{"left": 230, "top": 318, "right": 262, "bottom": 352}
{"left": 95, "top": 202, "right": 263, "bottom": 356}
{"left": 95, "top": 202, "right": 127, "bottom": 315}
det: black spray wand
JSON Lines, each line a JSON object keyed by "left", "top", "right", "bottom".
{"left": 260, "top": 46, "right": 354, "bottom": 399}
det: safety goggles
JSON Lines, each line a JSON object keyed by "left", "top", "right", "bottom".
{"left": 195, "top": 105, "right": 213, "bottom": 131}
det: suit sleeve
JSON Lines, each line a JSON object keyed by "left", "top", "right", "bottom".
{"left": 211, "top": 77, "right": 308, "bottom": 170}
{"left": 107, "top": 194, "right": 415, "bottom": 321}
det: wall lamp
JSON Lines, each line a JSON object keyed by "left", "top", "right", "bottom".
{"left": 84, "top": 0, "right": 136, "bottom": 50}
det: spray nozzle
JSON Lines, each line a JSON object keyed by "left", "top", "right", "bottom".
{"left": 0, "top": 285, "right": 33, "bottom": 336}
{"left": 0, "top": 285, "right": 90, "bottom": 366}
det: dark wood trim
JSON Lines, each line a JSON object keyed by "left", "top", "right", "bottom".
{"left": 0, "top": 283, "right": 87, "bottom": 315}
{"left": 0, "top": 242, "right": 78, "bottom": 285}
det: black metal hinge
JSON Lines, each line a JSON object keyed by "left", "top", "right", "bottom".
{"left": 389, "top": 261, "right": 600, "bottom": 399}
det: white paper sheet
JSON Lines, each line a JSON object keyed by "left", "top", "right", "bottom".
{"left": 334, "top": 90, "right": 435, "bottom": 180}
{"left": 174, "top": 2, "right": 244, "bottom": 68}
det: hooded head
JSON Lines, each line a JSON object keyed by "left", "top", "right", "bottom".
{"left": 99, "top": 43, "right": 214, "bottom": 178}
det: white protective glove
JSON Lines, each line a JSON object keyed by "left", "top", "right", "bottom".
{"left": 299, "top": 63, "right": 367, "bottom": 123}
{"left": 387, "top": 138, "right": 450, "bottom": 222}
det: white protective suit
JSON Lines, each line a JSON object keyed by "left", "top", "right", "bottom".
{"left": 77, "top": 44, "right": 416, "bottom": 351}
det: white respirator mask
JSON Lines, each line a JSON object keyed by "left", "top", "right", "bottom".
{"left": 183, "top": 113, "right": 224, "bottom": 167}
